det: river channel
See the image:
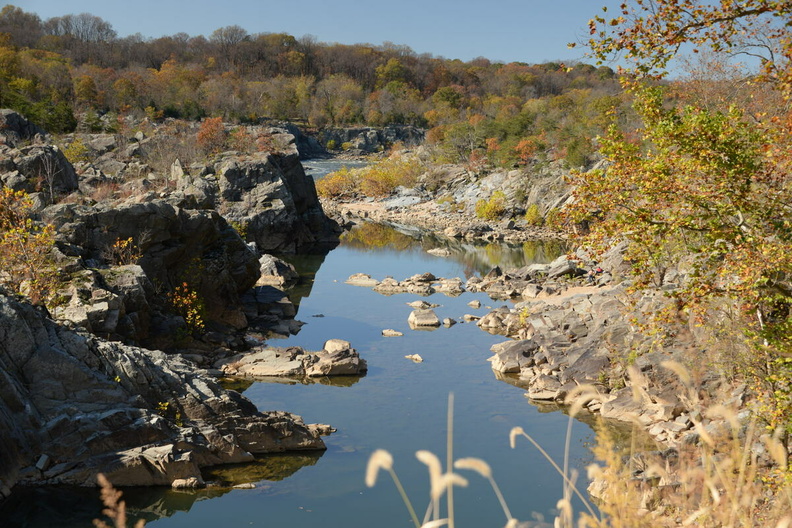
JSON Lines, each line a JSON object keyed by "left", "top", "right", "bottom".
{"left": 0, "top": 186, "right": 604, "bottom": 528}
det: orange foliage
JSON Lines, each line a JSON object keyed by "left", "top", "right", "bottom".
{"left": 196, "top": 117, "right": 227, "bottom": 154}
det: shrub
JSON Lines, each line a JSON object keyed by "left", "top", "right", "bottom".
{"left": 62, "top": 137, "right": 91, "bottom": 164}
{"left": 0, "top": 188, "right": 58, "bottom": 306}
{"left": 103, "top": 237, "right": 141, "bottom": 266}
{"left": 168, "top": 281, "right": 206, "bottom": 334}
{"left": 326, "top": 139, "right": 338, "bottom": 150}
{"left": 316, "top": 166, "right": 361, "bottom": 198}
{"left": 544, "top": 208, "right": 562, "bottom": 229}
{"left": 196, "top": 117, "right": 227, "bottom": 154}
{"left": 316, "top": 157, "right": 424, "bottom": 199}
{"left": 475, "top": 190, "right": 507, "bottom": 220}
{"left": 524, "top": 203, "right": 544, "bottom": 226}
{"left": 229, "top": 127, "right": 254, "bottom": 152}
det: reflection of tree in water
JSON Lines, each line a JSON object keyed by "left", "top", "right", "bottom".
{"left": 221, "top": 374, "right": 364, "bottom": 391}
{"left": 337, "top": 221, "right": 568, "bottom": 277}
{"left": 493, "top": 371, "right": 656, "bottom": 456}
{"left": 203, "top": 452, "right": 323, "bottom": 486}
{"left": 340, "top": 222, "right": 418, "bottom": 251}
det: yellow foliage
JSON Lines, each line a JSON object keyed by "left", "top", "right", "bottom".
{"left": 0, "top": 188, "right": 58, "bottom": 305}
{"left": 475, "top": 190, "right": 507, "bottom": 220}
{"left": 316, "top": 157, "right": 424, "bottom": 199}
{"left": 167, "top": 281, "right": 206, "bottom": 333}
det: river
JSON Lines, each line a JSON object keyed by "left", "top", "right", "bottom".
{"left": 0, "top": 189, "right": 601, "bottom": 528}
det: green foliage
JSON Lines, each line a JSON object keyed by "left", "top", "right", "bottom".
{"left": 62, "top": 137, "right": 91, "bottom": 164}
{"left": 475, "top": 190, "right": 507, "bottom": 220}
{"left": 326, "top": 139, "right": 337, "bottom": 150}
{"left": 524, "top": 203, "right": 544, "bottom": 226}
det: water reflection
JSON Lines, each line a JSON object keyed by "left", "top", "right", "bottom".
{"left": 339, "top": 221, "right": 567, "bottom": 277}
{"left": 222, "top": 374, "right": 364, "bottom": 388}
{"left": 0, "top": 453, "right": 324, "bottom": 528}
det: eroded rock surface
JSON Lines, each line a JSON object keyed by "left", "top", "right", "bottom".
{"left": 0, "top": 293, "right": 326, "bottom": 499}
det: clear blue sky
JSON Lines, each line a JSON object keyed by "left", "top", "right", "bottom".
{"left": 17, "top": 0, "right": 620, "bottom": 64}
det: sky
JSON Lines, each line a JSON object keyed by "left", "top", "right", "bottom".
{"left": 17, "top": 0, "right": 621, "bottom": 65}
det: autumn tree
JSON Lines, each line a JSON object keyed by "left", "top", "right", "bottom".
{"left": 571, "top": 0, "right": 792, "bottom": 439}
{"left": 209, "top": 25, "right": 249, "bottom": 68}
{"left": 0, "top": 5, "right": 43, "bottom": 48}
{"left": 196, "top": 116, "right": 227, "bottom": 154}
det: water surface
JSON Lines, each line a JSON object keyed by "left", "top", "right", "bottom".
{"left": 0, "top": 222, "right": 595, "bottom": 528}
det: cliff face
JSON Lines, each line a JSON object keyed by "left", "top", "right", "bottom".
{"left": 212, "top": 147, "right": 337, "bottom": 253}
{"left": 0, "top": 293, "right": 326, "bottom": 499}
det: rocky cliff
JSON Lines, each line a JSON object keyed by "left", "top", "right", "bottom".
{"left": 0, "top": 292, "right": 326, "bottom": 499}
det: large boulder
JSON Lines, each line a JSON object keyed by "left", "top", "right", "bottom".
{"left": 212, "top": 147, "right": 339, "bottom": 253}
{"left": 0, "top": 293, "right": 326, "bottom": 499}
{"left": 0, "top": 144, "right": 79, "bottom": 198}
{"left": 0, "top": 109, "right": 48, "bottom": 145}
{"left": 41, "top": 199, "right": 260, "bottom": 336}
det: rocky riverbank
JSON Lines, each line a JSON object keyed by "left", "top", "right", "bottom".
{"left": 321, "top": 156, "right": 575, "bottom": 243}
{"left": 0, "top": 111, "right": 357, "bottom": 497}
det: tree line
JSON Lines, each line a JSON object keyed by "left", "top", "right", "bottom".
{"left": 0, "top": 4, "right": 624, "bottom": 168}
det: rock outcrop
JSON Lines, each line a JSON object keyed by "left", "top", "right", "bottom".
{"left": 319, "top": 126, "right": 425, "bottom": 154}
{"left": 42, "top": 199, "right": 260, "bottom": 343}
{"left": 0, "top": 109, "right": 48, "bottom": 145}
{"left": 0, "top": 293, "right": 326, "bottom": 499}
{"left": 216, "top": 340, "right": 367, "bottom": 379}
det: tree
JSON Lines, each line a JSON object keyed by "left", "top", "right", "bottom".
{"left": 0, "top": 5, "right": 43, "bottom": 48}
{"left": 311, "top": 74, "right": 364, "bottom": 126}
{"left": 583, "top": 0, "right": 792, "bottom": 97}
{"left": 210, "top": 25, "right": 248, "bottom": 67}
{"left": 43, "top": 12, "right": 117, "bottom": 64}
{"left": 571, "top": 0, "right": 792, "bottom": 439}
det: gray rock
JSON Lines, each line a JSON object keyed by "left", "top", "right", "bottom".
{"left": 408, "top": 309, "right": 441, "bottom": 328}
{"left": 257, "top": 254, "right": 300, "bottom": 288}
{"left": 213, "top": 147, "right": 338, "bottom": 253}
{"left": 216, "top": 343, "right": 367, "bottom": 379}
{"left": 488, "top": 339, "right": 539, "bottom": 373}
{"left": 0, "top": 293, "right": 326, "bottom": 496}
{"left": 346, "top": 273, "right": 380, "bottom": 287}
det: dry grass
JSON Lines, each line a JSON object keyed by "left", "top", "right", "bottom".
{"left": 93, "top": 473, "right": 145, "bottom": 528}
{"left": 367, "top": 378, "right": 792, "bottom": 528}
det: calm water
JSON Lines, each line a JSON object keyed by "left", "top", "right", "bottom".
{"left": 142, "top": 227, "right": 591, "bottom": 528}
{"left": 0, "top": 224, "right": 597, "bottom": 528}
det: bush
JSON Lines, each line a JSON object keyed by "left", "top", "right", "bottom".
{"left": 475, "top": 190, "right": 508, "bottom": 220}
{"left": 196, "top": 117, "right": 227, "bottom": 154}
{"left": 524, "top": 203, "right": 544, "bottom": 226}
{"left": 0, "top": 188, "right": 58, "bottom": 306}
{"left": 316, "top": 166, "right": 360, "bottom": 198}
{"left": 316, "top": 157, "right": 424, "bottom": 199}
{"left": 326, "top": 139, "right": 338, "bottom": 150}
